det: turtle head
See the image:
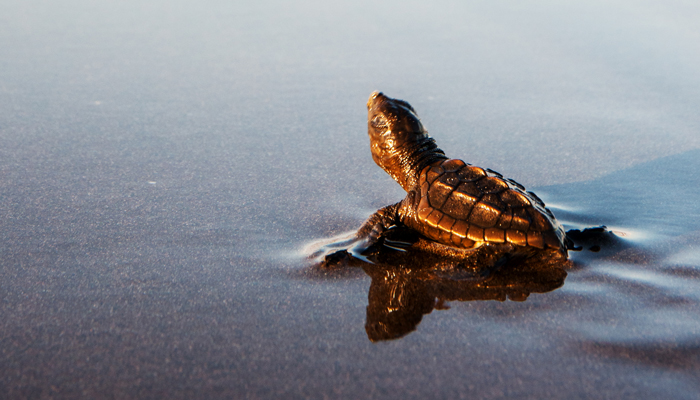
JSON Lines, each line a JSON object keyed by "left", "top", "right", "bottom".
{"left": 367, "top": 91, "right": 439, "bottom": 191}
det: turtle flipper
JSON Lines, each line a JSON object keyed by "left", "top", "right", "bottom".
{"left": 381, "top": 225, "right": 420, "bottom": 252}
{"left": 320, "top": 203, "right": 402, "bottom": 266}
{"left": 565, "top": 226, "right": 624, "bottom": 252}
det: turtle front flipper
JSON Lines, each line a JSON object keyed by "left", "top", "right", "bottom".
{"left": 319, "top": 202, "right": 404, "bottom": 266}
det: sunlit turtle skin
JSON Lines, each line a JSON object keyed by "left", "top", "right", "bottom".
{"left": 355, "top": 91, "right": 569, "bottom": 259}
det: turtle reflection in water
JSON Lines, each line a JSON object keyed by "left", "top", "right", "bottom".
{"left": 323, "top": 91, "right": 578, "bottom": 269}
{"left": 361, "top": 252, "right": 567, "bottom": 341}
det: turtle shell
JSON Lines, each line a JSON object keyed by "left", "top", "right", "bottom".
{"left": 406, "top": 159, "right": 566, "bottom": 251}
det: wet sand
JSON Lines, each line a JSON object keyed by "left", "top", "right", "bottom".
{"left": 2, "top": 0, "right": 699, "bottom": 398}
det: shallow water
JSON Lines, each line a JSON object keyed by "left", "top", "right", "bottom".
{"left": 2, "top": 0, "right": 700, "bottom": 398}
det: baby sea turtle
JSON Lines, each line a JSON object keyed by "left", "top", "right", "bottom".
{"left": 335, "top": 92, "right": 573, "bottom": 263}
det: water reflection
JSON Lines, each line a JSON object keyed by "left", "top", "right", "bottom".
{"left": 322, "top": 246, "right": 569, "bottom": 342}
{"left": 311, "top": 225, "right": 632, "bottom": 341}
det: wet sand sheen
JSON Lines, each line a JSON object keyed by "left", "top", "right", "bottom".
{"left": 2, "top": 0, "right": 700, "bottom": 398}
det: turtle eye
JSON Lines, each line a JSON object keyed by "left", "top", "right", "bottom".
{"left": 371, "top": 115, "right": 388, "bottom": 129}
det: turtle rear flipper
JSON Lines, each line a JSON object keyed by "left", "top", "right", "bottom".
{"left": 566, "top": 226, "right": 625, "bottom": 252}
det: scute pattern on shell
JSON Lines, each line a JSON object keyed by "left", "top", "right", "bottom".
{"left": 411, "top": 159, "right": 565, "bottom": 250}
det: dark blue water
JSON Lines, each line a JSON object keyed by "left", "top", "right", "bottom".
{"left": 2, "top": 0, "right": 699, "bottom": 398}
